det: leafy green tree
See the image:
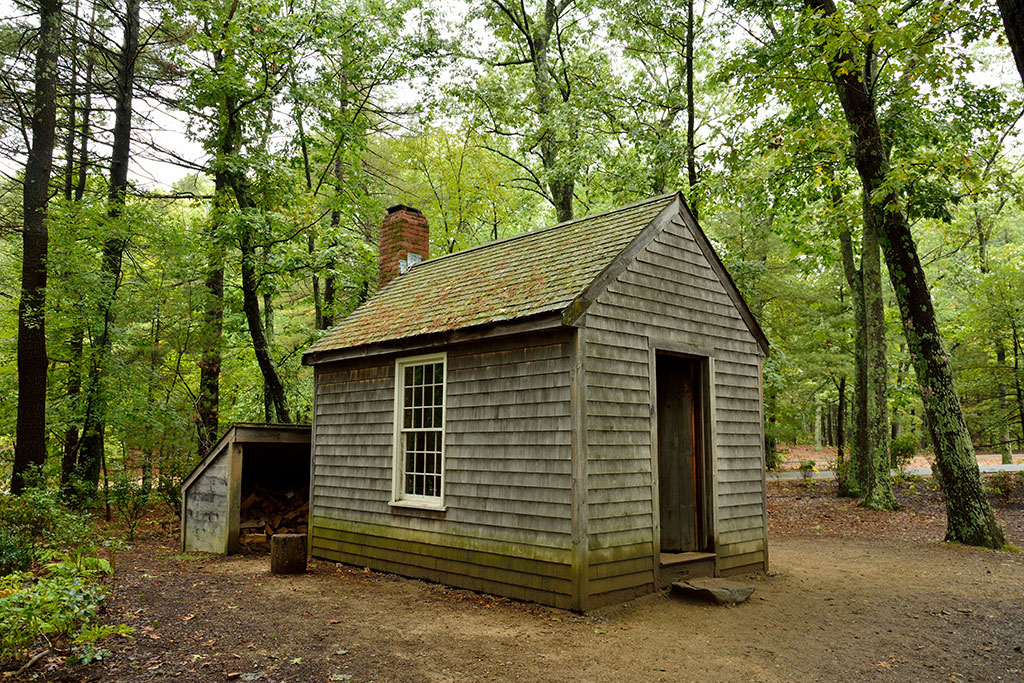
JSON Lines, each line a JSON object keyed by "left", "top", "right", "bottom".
{"left": 455, "top": 0, "right": 614, "bottom": 221}
{"left": 801, "top": 0, "right": 1003, "bottom": 546}
{"left": 383, "top": 126, "right": 547, "bottom": 252}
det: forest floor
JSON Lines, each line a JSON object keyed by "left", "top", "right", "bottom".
{"left": 20, "top": 474, "right": 1024, "bottom": 683}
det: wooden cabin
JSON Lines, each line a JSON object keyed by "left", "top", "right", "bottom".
{"left": 302, "top": 193, "right": 770, "bottom": 610}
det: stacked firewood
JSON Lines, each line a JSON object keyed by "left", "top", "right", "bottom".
{"left": 238, "top": 487, "right": 309, "bottom": 548}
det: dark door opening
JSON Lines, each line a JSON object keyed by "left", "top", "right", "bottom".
{"left": 656, "top": 353, "right": 707, "bottom": 553}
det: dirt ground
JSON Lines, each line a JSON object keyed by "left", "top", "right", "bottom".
{"left": 19, "top": 476, "right": 1024, "bottom": 683}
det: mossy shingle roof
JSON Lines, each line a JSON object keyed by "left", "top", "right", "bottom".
{"left": 304, "top": 194, "right": 677, "bottom": 357}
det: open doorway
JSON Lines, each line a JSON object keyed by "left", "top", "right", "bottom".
{"left": 656, "top": 353, "right": 711, "bottom": 554}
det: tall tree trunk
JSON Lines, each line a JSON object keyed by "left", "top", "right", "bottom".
{"left": 838, "top": 227, "right": 865, "bottom": 497}
{"left": 996, "top": 343, "right": 1011, "bottom": 464}
{"left": 685, "top": 0, "right": 697, "bottom": 219}
{"left": 837, "top": 376, "right": 846, "bottom": 465}
{"left": 196, "top": 173, "right": 226, "bottom": 456}
{"left": 75, "top": 7, "right": 96, "bottom": 205}
{"left": 12, "top": 0, "right": 62, "bottom": 494}
{"left": 860, "top": 207, "right": 896, "bottom": 509}
{"left": 61, "top": 327, "right": 83, "bottom": 490}
{"left": 321, "top": 156, "right": 344, "bottom": 329}
{"left": 1012, "top": 324, "right": 1024, "bottom": 450}
{"left": 262, "top": 279, "right": 275, "bottom": 423}
{"left": 814, "top": 402, "right": 822, "bottom": 451}
{"left": 77, "top": 0, "right": 140, "bottom": 493}
{"left": 213, "top": 61, "right": 291, "bottom": 424}
{"left": 142, "top": 316, "right": 160, "bottom": 492}
{"left": 293, "top": 100, "right": 324, "bottom": 329}
{"left": 61, "top": 5, "right": 93, "bottom": 489}
{"left": 996, "top": 0, "right": 1024, "bottom": 85}
{"left": 975, "top": 207, "right": 1012, "bottom": 464}
{"left": 59, "top": 4, "right": 81, "bottom": 487}
{"left": 530, "top": 0, "right": 574, "bottom": 222}
{"left": 62, "top": 0, "right": 80, "bottom": 203}
{"left": 825, "top": 403, "right": 833, "bottom": 447}
{"left": 892, "top": 354, "right": 906, "bottom": 444}
{"left": 808, "top": 0, "right": 1003, "bottom": 547}
{"left": 239, "top": 225, "right": 291, "bottom": 423}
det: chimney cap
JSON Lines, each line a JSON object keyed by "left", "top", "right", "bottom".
{"left": 386, "top": 204, "right": 422, "bottom": 215}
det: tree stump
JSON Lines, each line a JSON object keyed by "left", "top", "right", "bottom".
{"left": 270, "top": 533, "right": 307, "bottom": 574}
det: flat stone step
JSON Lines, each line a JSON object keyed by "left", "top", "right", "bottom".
{"left": 671, "top": 577, "right": 755, "bottom": 605}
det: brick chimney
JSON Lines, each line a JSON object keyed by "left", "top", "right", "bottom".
{"left": 378, "top": 205, "right": 429, "bottom": 290}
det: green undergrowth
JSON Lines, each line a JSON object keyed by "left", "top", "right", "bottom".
{"left": 0, "top": 479, "right": 134, "bottom": 671}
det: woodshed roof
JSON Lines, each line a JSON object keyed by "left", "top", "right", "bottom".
{"left": 303, "top": 192, "right": 768, "bottom": 361}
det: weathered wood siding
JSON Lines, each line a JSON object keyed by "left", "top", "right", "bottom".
{"left": 183, "top": 447, "right": 230, "bottom": 553}
{"left": 582, "top": 211, "right": 766, "bottom": 606}
{"left": 310, "top": 329, "right": 576, "bottom": 608}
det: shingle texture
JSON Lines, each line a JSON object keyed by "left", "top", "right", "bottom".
{"left": 305, "top": 194, "right": 678, "bottom": 357}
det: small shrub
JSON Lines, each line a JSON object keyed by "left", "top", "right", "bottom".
{"left": 928, "top": 460, "right": 944, "bottom": 492}
{"left": 765, "top": 438, "right": 783, "bottom": 471}
{"left": 0, "top": 481, "right": 130, "bottom": 671}
{"left": 0, "top": 527, "right": 32, "bottom": 576}
{"left": 68, "top": 644, "right": 112, "bottom": 666}
{"left": 0, "top": 563, "right": 108, "bottom": 667}
{"left": 799, "top": 460, "right": 817, "bottom": 489}
{"left": 155, "top": 455, "right": 191, "bottom": 517}
{"left": 110, "top": 477, "right": 151, "bottom": 542}
{"left": 987, "top": 471, "right": 1015, "bottom": 502}
{"left": 76, "top": 623, "right": 135, "bottom": 643}
{"left": 0, "top": 484, "right": 93, "bottom": 554}
{"left": 890, "top": 434, "right": 918, "bottom": 471}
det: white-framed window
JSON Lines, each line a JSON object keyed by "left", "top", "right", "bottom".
{"left": 391, "top": 352, "right": 446, "bottom": 509}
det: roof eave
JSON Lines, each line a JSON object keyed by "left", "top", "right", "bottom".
{"left": 302, "top": 310, "right": 568, "bottom": 366}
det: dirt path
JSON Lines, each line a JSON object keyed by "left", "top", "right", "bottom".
{"left": 30, "top": 480, "right": 1024, "bottom": 682}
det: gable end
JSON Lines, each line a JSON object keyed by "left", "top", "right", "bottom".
{"left": 562, "top": 193, "right": 769, "bottom": 356}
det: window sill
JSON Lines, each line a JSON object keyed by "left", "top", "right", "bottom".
{"left": 388, "top": 499, "right": 447, "bottom": 514}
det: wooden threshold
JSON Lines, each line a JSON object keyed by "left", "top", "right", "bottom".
{"left": 660, "top": 551, "right": 716, "bottom": 567}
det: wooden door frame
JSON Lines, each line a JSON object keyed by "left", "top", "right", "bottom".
{"left": 648, "top": 339, "right": 719, "bottom": 586}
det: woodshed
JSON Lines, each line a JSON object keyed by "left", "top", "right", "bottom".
{"left": 302, "top": 193, "right": 770, "bottom": 610}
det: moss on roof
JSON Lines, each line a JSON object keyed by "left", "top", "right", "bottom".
{"left": 305, "top": 194, "right": 677, "bottom": 357}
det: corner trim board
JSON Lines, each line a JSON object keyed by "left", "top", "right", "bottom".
{"left": 570, "top": 326, "right": 590, "bottom": 611}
